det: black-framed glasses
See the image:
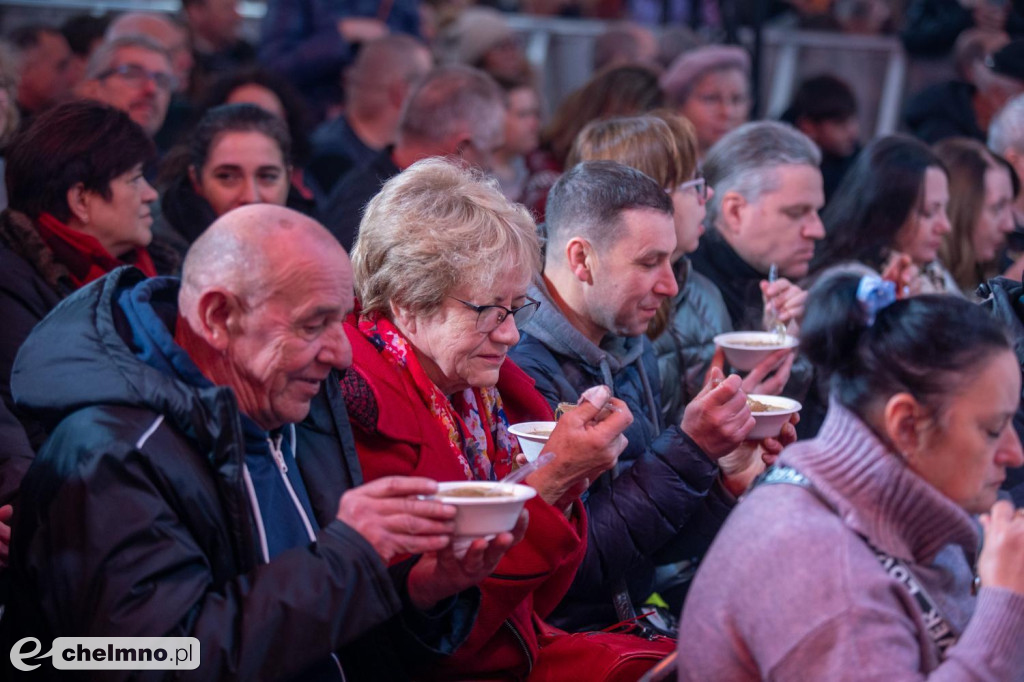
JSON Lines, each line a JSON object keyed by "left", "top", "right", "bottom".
{"left": 449, "top": 296, "right": 541, "bottom": 333}
{"left": 97, "top": 63, "right": 178, "bottom": 91}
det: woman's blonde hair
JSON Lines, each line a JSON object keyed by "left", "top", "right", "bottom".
{"left": 567, "top": 109, "right": 699, "bottom": 191}
{"left": 353, "top": 157, "right": 541, "bottom": 317}
{"left": 568, "top": 110, "right": 700, "bottom": 338}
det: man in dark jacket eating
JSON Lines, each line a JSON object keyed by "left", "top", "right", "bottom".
{"left": 511, "top": 161, "right": 793, "bottom": 631}
{"left": 3, "top": 204, "right": 516, "bottom": 680}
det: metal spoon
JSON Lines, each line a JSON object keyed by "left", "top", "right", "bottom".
{"left": 766, "top": 263, "right": 787, "bottom": 342}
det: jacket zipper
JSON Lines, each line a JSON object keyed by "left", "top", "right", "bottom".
{"left": 502, "top": 619, "right": 533, "bottom": 677}
{"left": 267, "top": 434, "right": 318, "bottom": 542}
{"left": 269, "top": 433, "right": 341, "bottom": 678}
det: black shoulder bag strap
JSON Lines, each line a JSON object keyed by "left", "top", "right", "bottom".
{"left": 752, "top": 465, "right": 960, "bottom": 659}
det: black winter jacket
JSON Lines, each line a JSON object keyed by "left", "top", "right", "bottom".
{"left": 903, "top": 80, "right": 985, "bottom": 145}
{"left": 690, "top": 231, "right": 820, "bottom": 435}
{"left": 0, "top": 209, "right": 75, "bottom": 506}
{"left": 977, "top": 276, "right": 1024, "bottom": 506}
{"left": 3, "top": 267, "right": 477, "bottom": 680}
{"left": 509, "top": 278, "right": 735, "bottom": 632}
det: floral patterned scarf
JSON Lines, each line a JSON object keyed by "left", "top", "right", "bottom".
{"left": 358, "top": 312, "right": 520, "bottom": 481}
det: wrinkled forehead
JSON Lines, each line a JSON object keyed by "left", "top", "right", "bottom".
{"left": 261, "top": 242, "right": 353, "bottom": 305}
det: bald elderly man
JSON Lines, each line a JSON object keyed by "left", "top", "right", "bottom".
{"left": 3, "top": 206, "right": 514, "bottom": 680}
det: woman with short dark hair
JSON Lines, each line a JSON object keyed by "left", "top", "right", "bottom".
{"left": 0, "top": 99, "right": 156, "bottom": 503}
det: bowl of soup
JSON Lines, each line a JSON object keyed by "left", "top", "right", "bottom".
{"left": 745, "top": 394, "right": 802, "bottom": 440}
{"left": 508, "top": 421, "right": 556, "bottom": 462}
{"left": 435, "top": 481, "right": 536, "bottom": 548}
{"left": 713, "top": 331, "right": 799, "bottom": 371}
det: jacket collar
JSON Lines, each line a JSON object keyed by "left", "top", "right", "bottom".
{"left": 690, "top": 230, "right": 764, "bottom": 328}
{"left": 522, "top": 276, "right": 646, "bottom": 376}
{"left": 347, "top": 319, "right": 551, "bottom": 443}
{"left": 0, "top": 208, "right": 75, "bottom": 296}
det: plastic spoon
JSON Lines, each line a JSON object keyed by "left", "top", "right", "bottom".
{"left": 486, "top": 451, "right": 555, "bottom": 496}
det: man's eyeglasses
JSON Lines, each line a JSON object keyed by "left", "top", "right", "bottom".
{"left": 449, "top": 296, "right": 541, "bottom": 333}
{"left": 675, "top": 175, "right": 708, "bottom": 201}
{"left": 97, "top": 63, "right": 178, "bottom": 92}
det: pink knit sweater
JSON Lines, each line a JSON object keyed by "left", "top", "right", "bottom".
{"left": 678, "top": 403, "right": 1024, "bottom": 681}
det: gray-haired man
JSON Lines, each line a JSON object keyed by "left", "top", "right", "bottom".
{"left": 691, "top": 120, "right": 825, "bottom": 333}
{"left": 323, "top": 64, "right": 505, "bottom": 250}
{"left": 511, "top": 160, "right": 793, "bottom": 632}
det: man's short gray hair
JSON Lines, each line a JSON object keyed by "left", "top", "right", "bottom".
{"left": 546, "top": 160, "right": 673, "bottom": 259}
{"left": 398, "top": 65, "right": 505, "bottom": 151}
{"left": 353, "top": 157, "right": 540, "bottom": 318}
{"left": 703, "top": 121, "right": 821, "bottom": 230}
{"left": 989, "top": 93, "right": 1024, "bottom": 155}
{"left": 85, "top": 35, "right": 170, "bottom": 80}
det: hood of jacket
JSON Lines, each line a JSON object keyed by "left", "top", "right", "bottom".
{"left": 523, "top": 277, "right": 646, "bottom": 382}
{"left": 11, "top": 266, "right": 240, "bottom": 461}
{"left": 0, "top": 208, "right": 76, "bottom": 297}
{"left": 521, "top": 276, "right": 660, "bottom": 425}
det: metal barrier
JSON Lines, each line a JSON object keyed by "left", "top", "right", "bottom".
{"left": 0, "top": 2, "right": 930, "bottom": 138}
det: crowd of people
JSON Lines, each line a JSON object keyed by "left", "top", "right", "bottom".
{"left": 1, "top": 1, "right": 1024, "bottom": 680}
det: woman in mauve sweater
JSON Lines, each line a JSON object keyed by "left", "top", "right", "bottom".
{"left": 678, "top": 271, "right": 1024, "bottom": 680}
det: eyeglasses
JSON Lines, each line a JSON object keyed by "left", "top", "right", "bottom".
{"left": 693, "top": 93, "right": 750, "bottom": 109}
{"left": 97, "top": 63, "right": 178, "bottom": 92}
{"left": 449, "top": 296, "right": 541, "bottom": 333}
{"left": 673, "top": 174, "right": 708, "bottom": 201}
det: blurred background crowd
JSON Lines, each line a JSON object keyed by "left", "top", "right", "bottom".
{"left": 0, "top": 0, "right": 1022, "bottom": 219}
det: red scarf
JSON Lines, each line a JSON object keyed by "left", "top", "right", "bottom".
{"left": 35, "top": 212, "right": 156, "bottom": 288}
{"left": 357, "top": 313, "right": 520, "bottom": 481}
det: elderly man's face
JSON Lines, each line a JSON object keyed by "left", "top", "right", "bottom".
{"left": 89, "top": 46, "right": 173, "bottom": 137}
{"left": 582, "top": 208, "right": 679, "bottom": 340}
{"left": 228, "top": 244, "right": 354, "bottom": 430}
{"left": 722, "top": 163, "right": 825, "bottom": 279}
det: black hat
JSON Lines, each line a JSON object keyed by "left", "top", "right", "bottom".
{"left": 986, "top": 40, "right": 1024, "bottom": 81}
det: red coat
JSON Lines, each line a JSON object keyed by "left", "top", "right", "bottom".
{"left": 342, "top": 322, "right": 587, "bottom": 680}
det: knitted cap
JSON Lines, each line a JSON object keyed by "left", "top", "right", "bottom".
{"left": 439, "top": 7, "right": 517, "bottom": 67}
{"left": 660, "top": 44, "right": 751, "bottom": 100}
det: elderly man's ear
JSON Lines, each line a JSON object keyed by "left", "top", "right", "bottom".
{"left": 718, "top": 191, "right": 747, "bottom": 238}
{"left": 565, "top": 237, "right": 595, "bottom": 285}
{"left": 195, "top": 289, "right": 246, "bottom": 350}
